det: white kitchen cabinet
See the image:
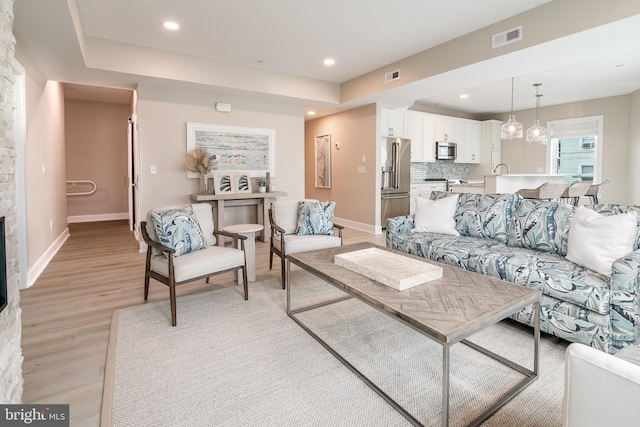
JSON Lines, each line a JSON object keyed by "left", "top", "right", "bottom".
{"left": 404, "top": 112, "right": 424, "bottom": 162}
{"left": 454, "top": 119, "right": 481, "bottom": 164}
{"left": 421, "top": 115, "right": 436, "bottom": 162}
{"left": 381, "top": 108, "right": 406, "bottom": 137}
{"left": 434, "top": 117, "right": 454, "bottom": 142}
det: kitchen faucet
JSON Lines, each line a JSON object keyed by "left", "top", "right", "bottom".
{"left": 493, "top": 163, "right": 510, "bottom": 174}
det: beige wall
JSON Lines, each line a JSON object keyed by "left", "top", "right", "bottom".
{"left": 137, "top": 85, "right": 306, "bottom": 226}
{"left": 629, "top": 88, "right": 640, "bottom": 204}
{"left": 304, "top": 104, "right": 378, "bottom": 231}
{"left": 65, "top": 99, "right": 130, "bottom": 220}
{"left": 19, "top": 56, "right": 68, "bottom": 272}
{"left": 475, "top": 95, "right": 631, "bottom": 204}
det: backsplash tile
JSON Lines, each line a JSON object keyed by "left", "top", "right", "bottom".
{"left": 411, "top": 161, "right": 470, "bottom": 182}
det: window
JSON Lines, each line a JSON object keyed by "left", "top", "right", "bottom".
{"left": 580, "top": 136, "right": 595, "bottom": 150}
{"left": 547, "top": 116, "right": 603, "bottom": 183}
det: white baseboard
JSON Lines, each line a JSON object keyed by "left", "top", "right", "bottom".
{"left": 67, "top": 212, "right": 129, "bottom": 223}
{"left": 332, "top": 217, "right": 383, "bottom": 235}
{"left": 27, "top": 227, "right": 70, "bottom": 288}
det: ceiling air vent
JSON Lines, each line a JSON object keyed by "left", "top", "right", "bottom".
{"left": 385, "top": 69, "right": 400, "bottom": 83}
{"left": 492, "top": 25, "right": 522, "bottom": 49}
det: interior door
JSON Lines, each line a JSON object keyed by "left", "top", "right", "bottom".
{"left": 127, "top": 116, "right": 139, "bottom": 231}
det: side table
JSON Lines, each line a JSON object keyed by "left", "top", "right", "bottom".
{"left": 222, "top": 223, "right": 264, "bottom": 284}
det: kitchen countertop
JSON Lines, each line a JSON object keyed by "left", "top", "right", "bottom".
{"left": 449, "top": 182, "right": 484, "bottom": 187}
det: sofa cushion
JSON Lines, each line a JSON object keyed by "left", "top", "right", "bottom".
{"left": 566, "top": 206, "right": 637, "bottom": 276}
{"left": 296, "top": 200, "right": 336, "bottom": 236}
{"left": 389, "top": 229, "right": 611, "bottom": 314}
{"left": 149, "top": 205, "right": 207, "bottom": 257}
{"left": 150, "top": 245, "right": 244, "bottom": 282}
{"left": 413, "top": 194, "right": 459, "bottom": 235}
{"left": 432, "top": 191, "right": 518, "bottom": 243}
{"left": 508, "top": 199, "right": 575, "bottom": 256}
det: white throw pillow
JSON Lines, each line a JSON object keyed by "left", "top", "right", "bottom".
{"left": 566, "top": 206, "right": 637, "bottom": 276}
{"left": 412, "top": 194, "right": 460, "bottom": 236}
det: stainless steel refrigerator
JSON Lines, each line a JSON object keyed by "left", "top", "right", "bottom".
{"left": 381, "top": 137, "right": 411, "bottom": 228}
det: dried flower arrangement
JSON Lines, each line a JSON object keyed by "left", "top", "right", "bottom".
{"left": 186, "top": 148, "right": 213, "bottom": 174}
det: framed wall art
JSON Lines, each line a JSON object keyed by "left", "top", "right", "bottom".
{"left": 213, "top": 173, "right": 234, "bottom": 194}
{"left": 232, "top": 174, "right": 251, "bottom": 193}
{"left": 314, "top": 134, "right": 331, "bottom": 188}
{"left": 186, "top": 122, "right": 276, "bottom": 178}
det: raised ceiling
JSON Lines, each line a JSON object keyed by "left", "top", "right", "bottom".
{"left": 12, "top": 0, "right": 640, "bottom": 117}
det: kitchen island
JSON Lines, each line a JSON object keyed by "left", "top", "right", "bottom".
{"left": 484, "top": 174, "right": 566, "bottom": 194}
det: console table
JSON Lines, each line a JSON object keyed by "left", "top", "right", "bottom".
{"left": 190, "top": 191, "right": 287, "bottom": 246}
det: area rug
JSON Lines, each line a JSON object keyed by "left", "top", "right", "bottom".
{"left": 102, "top": 271, "right": 568, "bottom": 426}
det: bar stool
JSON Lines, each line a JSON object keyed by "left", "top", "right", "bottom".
{"left": 516, "top": 182, "right": 569, "bottom": 201}
{"left": 584, "top": 179, "right": 610, "bottom": 205}
{"left": 560, "top": 181, "right": 591, "bottom": 206}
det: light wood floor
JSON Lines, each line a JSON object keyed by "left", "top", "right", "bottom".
{"left": 19, "top": 220, "right": 385, "bottom": 426}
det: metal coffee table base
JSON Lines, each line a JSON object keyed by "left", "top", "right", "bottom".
{"left": 286, "top": 260, "right": 540, "bottom": 427}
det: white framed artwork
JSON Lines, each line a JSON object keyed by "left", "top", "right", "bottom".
{"left": 213, "top": 173, "right": 234, "bottom": 194}
{"left": 314, "top": 134, "right": 331, "bottom": 188}
{"left": 186, "top": 122, "right": 276, "bottom": 178}
{"left": 233, "top": 174, "right": 251, "bottom": 193}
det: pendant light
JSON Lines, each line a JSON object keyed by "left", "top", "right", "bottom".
{"left": 526, "top": 83, "right": 547, "bottom": 145}
{"left": 501, "top": 77, "right": 523, "bottom": 139}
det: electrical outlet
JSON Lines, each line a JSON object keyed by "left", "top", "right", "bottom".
{"left": 49, "top": 219, "right": 53, "bottom": 231}
{"left": 357, "top": 166, "right": 366, "bottom": 173}
{"left": 150, "top": 165, "right": 157, "bottom": 174}
{"left": 223, "top": 213, "right": 229, "bottom": 221}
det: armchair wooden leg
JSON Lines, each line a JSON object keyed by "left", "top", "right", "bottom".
{"left": 169, "top": 280, "right": 177, "bottom": 327}
{"left": 269, "top": 248, "right": 273, "bottom": 270}
{"left": 241, "top": 266, "right": 248, "bottom": 300}
{"left": 144, "top": 273, "right": 150, "bottom": 301}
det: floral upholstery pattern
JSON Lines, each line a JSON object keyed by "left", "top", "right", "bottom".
{"left": 295, "top": 201, "right": 336, "bottom": 236}
{"left": 149, "top": 205, "right": 206, "bottom": 257}
{"left": 431, "top": 191, "right": 519, "bottom": 243}
{"left": 386, "top": 196, "right": 640, "bottom": 354}
{"left": 507, "top": 199, "right": 574, "bottom": 256}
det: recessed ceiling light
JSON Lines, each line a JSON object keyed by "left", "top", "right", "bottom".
{"left": 323, "top": 59, "right": 335, "bottom": 66}
{"left": 163, "top": 21, "right": 179, "bottom": 30}
{"left": 308, "top": 111, "right": 316, "bottom": 115}
{"left": 459, "top": 94, "right": 469, "bottom": 99}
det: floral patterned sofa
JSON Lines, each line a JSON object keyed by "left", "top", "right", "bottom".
{"left": 386, "top": 191, "right": 640, "bottom": 354}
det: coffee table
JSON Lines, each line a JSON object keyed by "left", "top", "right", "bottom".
{"left": 286, "top": 242, "right": 541, "bottom": 427}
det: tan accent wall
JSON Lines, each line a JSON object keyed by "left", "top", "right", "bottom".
{"left": 304, "top": 104, "right": 378, "bottom": 229}
{"left": 65, "top": 99, "right": 130, "bottom": 219}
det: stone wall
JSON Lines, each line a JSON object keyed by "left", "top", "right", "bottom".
{"left": 0, "top": 0, "right": 23, "bottom": 404}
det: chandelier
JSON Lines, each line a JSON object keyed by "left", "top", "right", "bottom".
{"left": 526, "top": 83, "right": 547, "bottom": 145}
{"left": 501, "top": 77, "right": 523, "bottom": 139}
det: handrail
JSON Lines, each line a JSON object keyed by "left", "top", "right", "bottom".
{"left": 66, "top": 180, "right": 97, "bottom": 196}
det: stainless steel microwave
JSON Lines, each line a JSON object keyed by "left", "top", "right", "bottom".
{"left": 436, "top": 141, "right": 457, "bottom": 160}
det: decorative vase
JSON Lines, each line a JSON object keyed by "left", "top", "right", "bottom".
{"left": 199, "top": 173, "right": 208, "bottom": 194}
{"left": 259, "top": 186, "right": 266, "bottom": 193}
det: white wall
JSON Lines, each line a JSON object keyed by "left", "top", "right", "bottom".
{"left": 137, "top": 85, "right": 306, "bottom": 227}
